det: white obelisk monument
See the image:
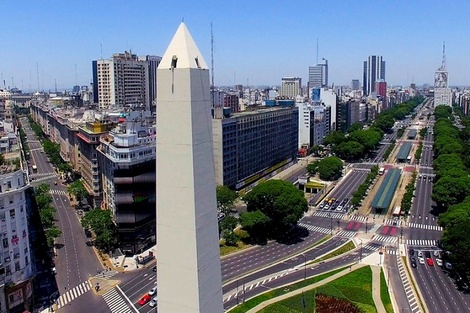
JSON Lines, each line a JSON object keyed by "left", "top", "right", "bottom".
{"left": 156, "top": 23, "right": 224, "bottom": 313}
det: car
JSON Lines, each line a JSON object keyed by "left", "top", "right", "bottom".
{"left": 336, "top": 205, "right": 343, "bottom": 211}
{"left": 409, "top": 248, "right": 415, "bottom": 256}
{"left": 51, "top": 267, "right": 57, "bottom": 275}
{"left": 152, "top": 266, "right": 157, "bottom": 272}
{"left": 54, "top": 181, "right": 57, "bottom": 185}
{"left": 427, "top": 258, "right": 434, "bottom": 266}
{"left": 318, "top": 203, "right": 325, "bottom": 209}
{"left": 417, "top": 250, "right": 423, "bottom": 257}
{"left": 411, "top": 260, "right": 417, "bottom": 268}
{"left": 138, "top": 294, "right": 151, "bottom": 306}
{"left": 433, "top": 250, "right": 440, "bottom": 257}
{"left": 149, "top": 296, "right": 158, "bottom": 307}
{"left": 418, "top": 256, "right": 425, "bottom": 264}
{"left": 324, "top": 204, "right": 330, "bottom": 210}
{"left": 436, "top": 258, "right": 443, "bottom": 267}
{"left": 148, "top": 287, "right": 157, "bottom": 296}
{"left": 424, "top": 251, "right": 431, "bottom": 258}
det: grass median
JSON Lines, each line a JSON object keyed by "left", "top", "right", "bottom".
{"left": 311, "top": 240, "right": 356, "bottom": 264}
{"left": 380, "top": 269, "right": 393, "bottom": 313}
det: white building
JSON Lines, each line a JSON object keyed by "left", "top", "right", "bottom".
{"left": 320, "top": 88, "right": 337, "bottom": 131}
{"left": 297, "top": 103, "right": 328, "bottom": 149}
{"left": 95, "top": 51, "right": 150, "bottom": 109}
{"left": 0, "top": 164, "right": 34, "bottom": 311}
{"left": 280, "top": 77, "right": 302, "bottom": 99}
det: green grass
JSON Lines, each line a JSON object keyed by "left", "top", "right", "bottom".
{"left": 380, "top": 269, "right": 393, "bottom": 313}
{"left": 227, "top": 266, "right": 347, "bottom": 313}
{"left": 312, "top": 240, "right": 356, "bottom": 264}
{"left": 257, "top": 266, "right": 377, "bottom": 313}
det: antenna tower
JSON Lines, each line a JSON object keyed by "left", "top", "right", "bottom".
{"left": 211, "top": 22, "right": 215, "bottom": 108}
{"left": 316, "top": 38, "right": 319, "bottom": 65}
{"left": 36, "top": 62, "right": 40, "bottom": 92}
{"left": 441, "top": 41, "right": 446, "bottom": 70}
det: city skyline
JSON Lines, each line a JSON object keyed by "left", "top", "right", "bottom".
{"left": 1, "top": 0, "right": 470, "bottom": 91}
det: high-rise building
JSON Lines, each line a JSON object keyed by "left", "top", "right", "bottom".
{"left": 363, "top": 55, "right": 385, "bottom": 96}
{"left": 280, "top": 77, "right": 302, "bottom": 99}
{"left": 375, "top": 80, "right": 387, "bottom": 110}
{"left": 308, "top": 60, "right": 328, "bottom": 90}
{"left": 93, "top": 52, "right": 149, "bottom": 109}
{"left": 351, "top": 79, "right": 360, "bottom": 91}
{"left": 156, "top": 23, "right": 223, "bottom": 313}
{"left": 139, "top": 55, "right": 162, "bottom": 113}
{"left": 434, "top": 43, "right": 452, "bottom": 106}
{"left": 212, "top": 106, "right": 298, "bottom": 191}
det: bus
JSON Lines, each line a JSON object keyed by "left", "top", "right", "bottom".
{"left": 32, "top": 165, "right": 37, "bottom": 172}
{"left": 392, "top": 206, "right": 401, "bottom": 225}
{"left": 378, "top": 167, "right": 385, "bottom": 175}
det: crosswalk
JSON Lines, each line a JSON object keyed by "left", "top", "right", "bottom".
{"left": 350, "top": 215, "right": 367, "bottom": 222}
{"left": 362, "top": 243, "right": 381, "bottom": 252}
{"left": 312, "top": 211, "right": 345, "bottom": 219}
{"left": 30, "top": 172, "right": 56, "bottom": 177}
{"left": 406, "top": 239, "right": 438, "bottom": 247}
{"left": 336, "top": 230, "right": 357, "bottom": 238}
{"left": 94, "top": 270, "right": 118, "bottom": 279}
{"left": 408, "top": 223, "right": 443, "bottom": 231}
{"left": 31, "top": 174, "right": 56, "bottom": 182}
{"left": 50, "top": 189, "right": 67, "bottom": 196}
{"left": 57, "top": 281, "right": 92, "bottom": 308}
{"left": 102, "top": 288, "right": 134, "bottom": 313}
{"left": 298, "top": 223, "right": 331, "bottom": 234}
{"left": 372, "top": 235, "right": 398, "bottom": 243}
{"left": 386, "top": 249, "right": 399, "bottom": 255}
{"left": 396, "top": 254, "right": 422, "bottom": 313}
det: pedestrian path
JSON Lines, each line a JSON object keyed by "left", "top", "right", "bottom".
{"left": 396, "top": 254, "right": 422, "bottom": 313}
{"left": 312, "top": 211, "right": 344, "bottom": 219}
{"left": 32, "top": 174, "right": 57, "bottom": 182}
{"left": 406, "top": 239, "right": 438, "bottom": 247}
{"left": 350, "top": 215, "right": 367, "bottom": 222}
{"left": 49, "top": 189, "right": 67, "bottom": 196}
{"left": 298, "top": 223, "right": 331, "bottom": 234}
{"left": 336, "top": 230, "right": 357, "bottom": 238}
{"left": 224, "top": 271, "right": 291, "bottom": 303}
{"left": 30, "top": 172, "right": 55, "bottom": 177}
{"left": 57, "top": 281, "right": 92, "bottom": 308}
{"left": 408, "top": 222, "right": 443, "bottom": 231}
{"left": 383, "top": 219, "right": 401, "bottom": 225}
{"left": 386, "top": 248, "right": 399, "bottom": 255}
{"left": 362, "top": 243, "right": 381, "bottom": 252}
{"left": 102, "top": 288, "right": 134, "bottom": 313}
{"left": 94, "top": 270, "right": 118, "bottom": 279}
{"left": 372, "top": 234, "right": 398, "bottom": 244}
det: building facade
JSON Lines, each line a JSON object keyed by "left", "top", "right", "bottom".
{"left": 363, "top": 55, "right": 385, "bottom": 96}
{"left": 93, "top": 52, "right": 150, "bottom": 109}
{"left": 280, "top": 77, "right": 302, "bottom": 99}
{"left": 212, "top": 106, "right": 299, "bottom": 191}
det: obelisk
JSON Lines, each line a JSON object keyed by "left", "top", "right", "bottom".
{"left": 156, "top": 23, "right": 224, "bottom": 313}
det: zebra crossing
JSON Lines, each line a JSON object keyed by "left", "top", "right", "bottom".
{"left": 362, "top": 243, "right": 381, "bottom": 252}
{"left": 313, "top": 211, "right": 345, "bottom": 219}
{"left": 386, "top": 249, "right": 399, "bottom": 255}
{"left": 336, "top": 230, "right": 357, "bottom": 238}
{"left": 94, "top": 270, "right": 118, "bottom": 279}
{"left": 408, "top": 223, "right": 443, "bottom": 231}
{"left": 350, "top": 215, "right": 367, "bottom": 222}
{"left": 298, "top": 223, "right": 331, "bottom": 234}
{"left": 50, "top": 189, "right": 67, "bottom": 196}
{"left": 102, "top": 287, "right": 134, "bottom": 313}
{"left": 372, "top": 235, "right": 398, "bottom": 244}
{"left": 224, "top": 272, "right": 290, "bottom": 303}
{"left": 30, "top": 172, "right": 56, "bottom": 178}
{"left": 31, "top": 174, "right": 57, "bottom": 182}
{"left": 406, "top": 239, "right": 438, "bottom": 247}
{"left": 57, "top": 281, "right": 92, "bottom": 308}
{"left": 396, "top": 254, "right": 422, "bottom": 313}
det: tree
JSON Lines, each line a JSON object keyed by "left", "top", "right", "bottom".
{"left": 316, "top": 156, "right": 343, "bottom": 181}
{"left": 216, "top": 186, "right": 237, "bottom": 215}
{"left": 310, "top": 145, "right": 324, "bottom": 156}
{"left": 220, "top": 215, "right": 238, "bottom": 233}
{"left": 323, "top": 131, "right": 345, "bottom": 147}
{"left": 81, "top": 208, "right": 117, "bottom": 251}
{"left": 241, "top": 180, "right": 308, "bottom": 240}
{"left": 334, "top": 141, "right": 364, "bottom": 161}
{"left": 349, "top": 130, "right": 381, "bottom": 153}
{"left": 223, "top": 231, "right": 239, "bottom": 246}
{"left": 432, "top": 176, "right": 470, "bottom": 210}
{"left": 306, "top": 160, "right": 320, "bottom": 176}
{"left": 373, "top": 114, "right": 394, "bottom": 133}
{"left": 347, "top": 122, "right": 363, "bottom": 133}
{"left": 68, "top": 180, "right": 88, "bottom": 201}
{"left": 46, "top": 226, "right": 62, "bottom": 248}
{"left": 39, "top": 206, "right": 56, "bottom": 228}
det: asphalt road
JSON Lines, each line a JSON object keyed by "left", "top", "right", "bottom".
{"left": 20, "top": 117, "right": 106, "bottom": 312}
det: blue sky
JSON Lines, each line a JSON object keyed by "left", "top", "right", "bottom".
{"left": 1, "top": 0, "right": 469, "bottom": 91}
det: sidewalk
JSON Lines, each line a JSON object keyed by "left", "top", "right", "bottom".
{"left": 110, "top": 245, "right": 156, "bottom": 272}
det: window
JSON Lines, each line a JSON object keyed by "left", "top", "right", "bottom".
{"left": 2, "top": 238, "right": 8, "bottom": 249}
{"left": 14, "top": 261, "right": 19, "bottom": 271}
{"left": 9, "top": 209, "right": 15, "bottom": 219}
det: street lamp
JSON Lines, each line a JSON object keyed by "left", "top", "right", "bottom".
{"left": 301, "top": 253, "right": 307, "bottom": 281}
{"left": 359, "top": 239, "right": 363, "bottom": 262}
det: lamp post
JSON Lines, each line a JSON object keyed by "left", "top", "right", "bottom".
{"left": 359, "top": 239, "right": 363, "bottom": 262}
{"left": 302, "top": 253, "right": 307, "bottom": 281}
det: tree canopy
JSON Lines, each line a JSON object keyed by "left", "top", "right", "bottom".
{"left": 68, "top": 180, "right": 88, "bottom": 201}
{"left": 81, "top": 208, "right": 117, "bottom": 252}
{"left": 315, "top": 156, "right": 344, "bottom": 181}
{"left": 241, "top": 180, "right": 307, "bottom": 240}
{"left": 216, "top": 185, "right": 237, "bottom": 215}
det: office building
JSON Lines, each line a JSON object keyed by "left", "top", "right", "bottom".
{"left": 139, "top": 55, "right": 162, "bottom": 113}
{"left": 98, "top": 111, "right": 156, "bottom": 255}
{"left": 93, "top": 52, "right": 150, "bottom": 109}
{"left": 212, "top": 106, "right": 298, "bottom": 191}
{"left": 156, "top": 23, "right": 223, "bottom": 313}
{"left": 308, "top": 59, "right": 328, "bottom": 90}
{"left": 280, "top": 77, "right": 302, "bottom": 99}
{"left": 434, "top": 43, "right": 452, "bottom": 106}
{"left": 375, "top": 80, "right": 387, "bottom": 110}
{"left": 297, "top": 103, "right": 328, "bottom": 149}
{"left": 363, "top": 55, "right": 385, "bottom": 96}
{"left": 351, "top": 79, "right": 360, "bottom": 91}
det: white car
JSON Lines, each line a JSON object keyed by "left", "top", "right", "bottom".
{"left": 148, "top": 287, "right": 157, "bottom": 296}
{"left": 149, "top": 296, "right": 158, "bottom": 307}
{"left": 417, "top": 250, "right": 423, "bottom": 257}
{"left": 436, "top": 258, "right": 443, "bottom": 267}
{"left": 433, "top": 250, "right": 440, "bottom": 257}
{"left": 418, "top": 256, "right": 425, "bottom": 265}
{"left": 336, "top": 205, "right": 343, "bottom": 211}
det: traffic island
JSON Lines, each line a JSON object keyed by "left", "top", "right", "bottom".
{"left": 89, "top": 277, "right": 120, "bottom": 296}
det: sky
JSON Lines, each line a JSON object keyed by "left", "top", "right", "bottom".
{"left": 1, "top": 0, "right": 469, "bottom": 92}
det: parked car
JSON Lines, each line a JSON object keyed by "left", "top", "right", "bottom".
{"left": 436, "top": 258, "right": 443, "bottom": 267}
{"left": 409, "top": 248, "right": 415, "bottom": 256}
{"left": 427, "top": 258, "right": 434, "bottom": 266}
{"left": 418, "top": 256, "right": 425, "bottom": 265}
{"left": 148, "top": 287, "right": 157, "bottom": 296}
{"left": 149, "top": 296, "right": 158, "bottom": 308}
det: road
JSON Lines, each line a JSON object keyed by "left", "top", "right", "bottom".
{"left": 20, "top": 117, "right": 107, "bottom": 312}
